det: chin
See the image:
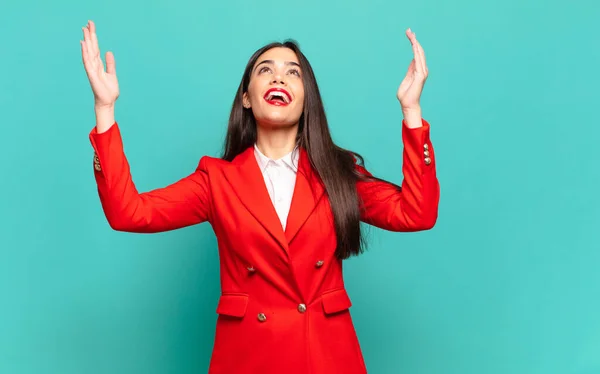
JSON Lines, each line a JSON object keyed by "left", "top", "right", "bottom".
{"left": 260, "top": 119, "right": 298, "bottom": 129}
{"left": 255, "top": 111, "right": 300, "bottom": 128}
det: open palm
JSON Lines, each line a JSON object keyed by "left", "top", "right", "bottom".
{"left": 81, "top": 20, "right": 119, "bottom": 108}
{"left": 397, "top": 29, "right": 428, "bottom": 111}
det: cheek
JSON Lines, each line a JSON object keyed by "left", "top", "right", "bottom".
{"left": 292, "top": 83, "right": 305, "bottom": 109}
{"left": 293, "top": 100, "right": 304, "bottom": 115}
{"left": 247, "top": 85, "right": 260, "bottom": 104}
{"left": 294, "top": 94, "right": 305, "bottom": 114}
{"left": 247, "top": 78, "right": 267, "bottom": 104}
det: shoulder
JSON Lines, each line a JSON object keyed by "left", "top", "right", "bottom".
{"left": 194, "top": 146, "right": 254, "bottom": 173}
{"left": 194, "top": 155, "right": 230, "bottom": 172}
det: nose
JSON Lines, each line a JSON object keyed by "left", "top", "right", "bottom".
{"left": 271, "top": 71, "right": 286, "bottom": 85}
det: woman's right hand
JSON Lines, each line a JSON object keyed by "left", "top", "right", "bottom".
{"left": 81, "top": 20, "right": 119, "bottom": 109}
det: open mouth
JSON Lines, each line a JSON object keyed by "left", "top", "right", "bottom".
{"left": 263, "top": 88, "right": 292, "bottom": 106}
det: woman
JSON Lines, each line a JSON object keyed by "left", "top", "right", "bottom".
{"left": 81, "top": 20, "right": 439, "bottom": 374}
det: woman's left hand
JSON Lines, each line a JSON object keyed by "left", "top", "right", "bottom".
{"left": 397, "top": 29, "right": 428, "bottom": 114}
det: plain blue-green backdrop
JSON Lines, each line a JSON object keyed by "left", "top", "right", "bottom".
{"left": 1, "top": 0, "right": 599, "bottom": 373}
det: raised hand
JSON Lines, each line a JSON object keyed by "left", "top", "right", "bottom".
{"left": 397, "top": 28, "right": 428, "bottom": 113}
{"left": 81, "top": 20, "right": 119, "bottom": 109}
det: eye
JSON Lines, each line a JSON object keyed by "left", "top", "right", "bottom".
{"left": 258, "top": 66, "right": 272, "bottom": 74}
{"left": 288, "top": 68, "right": 301, "bottom": 76}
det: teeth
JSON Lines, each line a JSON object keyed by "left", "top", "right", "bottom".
{"left": 267, "top": 91, "right": 290, "bottom": 103}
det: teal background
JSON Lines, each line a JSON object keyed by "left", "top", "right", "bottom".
{"left": 1, "top": 0, "right": 599, "bottom": 372}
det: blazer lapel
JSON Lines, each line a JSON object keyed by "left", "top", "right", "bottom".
{"left": 285, "top": 148, "right": 326, "bottom": 243}
{"left": 223, "top": 147, "right": 289, "bottom": 252}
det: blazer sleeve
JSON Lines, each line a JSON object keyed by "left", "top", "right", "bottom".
{"left": 89, "top": 122, "right": 212, "bottom": 233}
{"left": 356, "top": 118, "right": 440, "bottom": 232}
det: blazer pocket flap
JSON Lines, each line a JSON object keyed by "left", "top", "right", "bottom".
{"left": 321, "top": 288, "right": 352, "bottom": 315}
{"left": 216, "top": 294, "right": 249, "bottom": 318}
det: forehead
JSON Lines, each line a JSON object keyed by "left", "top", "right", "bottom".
{"left": 254, "top": 47, "right": 299, "bottom": 66}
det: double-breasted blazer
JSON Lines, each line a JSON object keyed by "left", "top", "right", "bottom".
{"left": 89, "top": 118, "right": 440, "bottom": 373}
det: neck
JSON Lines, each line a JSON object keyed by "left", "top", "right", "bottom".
{"left": 255, "top": 122, "right": 299, "bottom": 159}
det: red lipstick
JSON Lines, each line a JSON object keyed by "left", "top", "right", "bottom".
{"left": 263, "top": 88, "right": 292, "bottom": 106}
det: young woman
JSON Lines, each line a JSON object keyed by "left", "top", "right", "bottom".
{"left": 81, "top": 20, "right": 439, "bottom": 374}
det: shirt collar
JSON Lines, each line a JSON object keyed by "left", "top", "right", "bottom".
{"left": 254, "top": 144, "right": 299, "bottom": 173}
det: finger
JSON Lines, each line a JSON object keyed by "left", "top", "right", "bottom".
{"left": 407, "top": 59, "right": 416, "bottom": 74}
{"left": 409, "top": 31, "right": 427, "bottom": 77}
{"left": 82, "top": 26, "right": 94, "bottom": 65}
{"left": 415, "top": 40, "right": 427, "bottom": 76}
{"left": 81, "top": 40, "right": 98, "bottom": 82}
{"left": 406, "top": 28, "right": 413, "bottom": 42}
{"left": 398, "top": 60, "right": 416, "bottom": 93}
{"left": 410, "top": 33, "right": 423, "bottom": 75}
{"left": 81, "top": 41, "right": 93, "bottom": 73}
{"left": 105, "top": 51, "right": 116, "bottom": 75}
{"left": 89, "top": 20, "right": 100, "bottom": 60}
{"left": 402, "top": 59, "right": 415, "bottom": 77}
{"left": 80, "top": 40, "right": 89, "bottom": 69}
{"left": 82, "top": 23, "right": 89, "bottom": 43}
{"left": 81, "top": 29, "right": 91, "bottom": 70}
{"left": 417, "top": 43, "right": 427, "bottom": 75}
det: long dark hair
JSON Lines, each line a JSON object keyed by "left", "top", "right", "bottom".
{"left": 222, "top": 40, "right": 385, "bottom": 260}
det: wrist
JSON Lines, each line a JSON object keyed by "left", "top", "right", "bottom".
{"left": 94, "top": 103, "right": 115, "bottom": 112}
{"left": 401, "top": 107, "right": 422, "bottom": 129}
{"left": 401, "top": 105, "right": 421, "bottom": 115}
{"left": 94, "top": 104, "right": 115, "bottom": 134}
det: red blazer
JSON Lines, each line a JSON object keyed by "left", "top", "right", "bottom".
{"left": 89, "top": 119, "right": 439, "bottom": 374}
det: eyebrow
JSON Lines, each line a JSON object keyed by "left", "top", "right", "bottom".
{"left": 254, "top": 59, "right": 301, "bottom": 72}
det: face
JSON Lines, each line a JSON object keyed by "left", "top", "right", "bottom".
{"left": 243, "top": 47, "right": 305, "bottom": 128}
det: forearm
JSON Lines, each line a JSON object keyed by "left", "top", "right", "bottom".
{"left": 94, "top": 104, "right": 116, "bottom": 134}
{"left": 357, "top": 118, "right": 439, "bottom": 231}
{"left": 398, "top": 121, "right": 439, "bottom": 229}
{"left": 402, "top": 106, "right": 423, "bottom": 129}
{"left": 89, "top": 123, "right": 212, "bottom": 232}
{"left": 90, "top": 123, "right": 143, "bottom": 230}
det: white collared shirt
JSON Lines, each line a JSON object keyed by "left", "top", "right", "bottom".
{"left": 254, "top": 144, "right": 299, "bottom": 230}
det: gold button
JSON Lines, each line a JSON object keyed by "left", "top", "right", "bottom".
{"left": 93, "top": 153, "right": 101, "bottom": 171}
{"left": 424, "top": 157, "right": 432, "bottom": 165}
{"left": 424, "top": 144, "right": 429, "bottom": 151}
{"left": 424, "top": 150, "right": 430, "bottom": 157}
{"left": 315, "top": 260, "right": 324, "bottom": 268}
{"left": 298, "top": 304, "right": 307, "bottom": 313}
{"left": 257, "top": 313, "right": 267, "bottom": 322}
